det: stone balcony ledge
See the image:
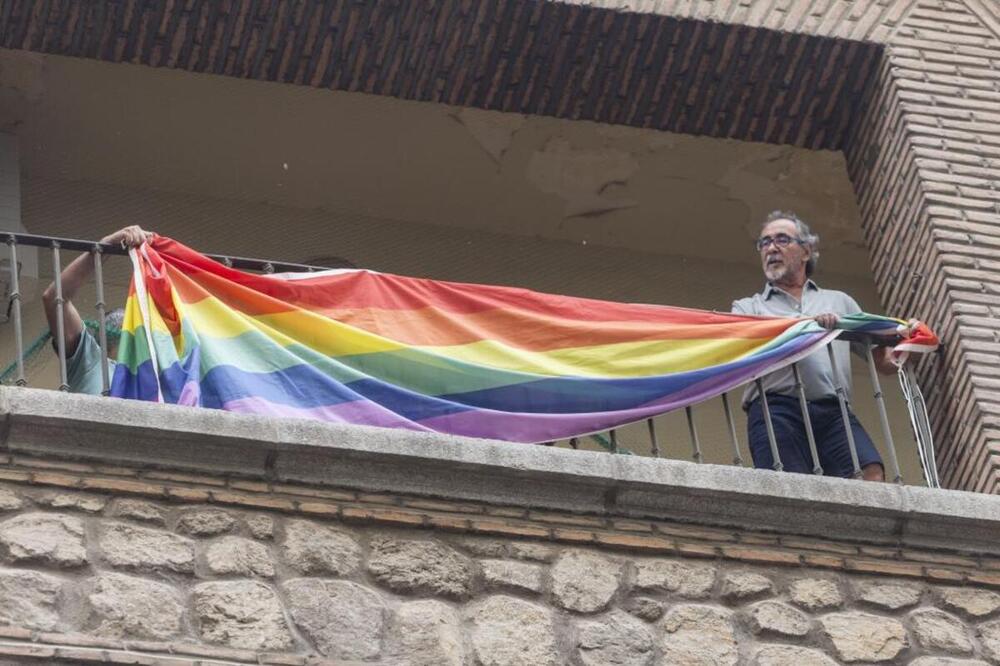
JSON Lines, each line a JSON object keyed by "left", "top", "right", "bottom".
{"left": 2, "top": 386, "right": 999, "bottom": 555}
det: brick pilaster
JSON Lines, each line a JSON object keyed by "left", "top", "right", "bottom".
{"left": 847, "top": 0, "right": 1000, "bottom": 493}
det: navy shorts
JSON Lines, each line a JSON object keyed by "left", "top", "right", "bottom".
{"left": 746, "top": 394, "right": 883, "bottom": 478}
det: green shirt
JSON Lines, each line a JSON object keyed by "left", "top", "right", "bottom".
{"left": 66, "top": 330, "right": 116, "bottom": 395}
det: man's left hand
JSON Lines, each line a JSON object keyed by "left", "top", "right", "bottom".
{"left": 814, "top": 313, "right": 838, "bottom": 329}
{"left": 899, "top": 318, "right": 922, "bottom": 338}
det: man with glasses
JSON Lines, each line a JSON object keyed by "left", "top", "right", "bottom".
{"left": 732, "top": 211, "right": 911, "bottom": 481}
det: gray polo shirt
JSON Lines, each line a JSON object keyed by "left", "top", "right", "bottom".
{"left": 732, "top": 280, "right": 865, "bottom": 407}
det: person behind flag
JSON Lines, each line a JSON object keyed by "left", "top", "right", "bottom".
{"left": 732, "top": 211, "right": 921, "bottom": 481}
{"left": 42, "top": 225, "right": 153, "bottom": 394}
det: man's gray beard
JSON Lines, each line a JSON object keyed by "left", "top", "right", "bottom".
{"left": 764, "top": 265, "right": 787, "bottom": 282}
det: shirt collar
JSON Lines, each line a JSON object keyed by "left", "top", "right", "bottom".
{"left": 763, "top": 279, "right": 819, "bottom": 299}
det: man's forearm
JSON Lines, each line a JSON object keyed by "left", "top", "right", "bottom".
{"left": 44, "top": 251, "right": 97, "bottom": 304}
{"left": 42, "top": 251, "right": 96, "bottom": 353}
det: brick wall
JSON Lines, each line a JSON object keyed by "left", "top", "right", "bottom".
{"left": 0, "top": 454, "right": 997, "bottom": 664}
{"left": 844, "top": 0, "right": 1000, "bottom": 493}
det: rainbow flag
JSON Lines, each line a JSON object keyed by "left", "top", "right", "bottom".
{"left": 110, "top": 237, "right": 939, "bottom": 443}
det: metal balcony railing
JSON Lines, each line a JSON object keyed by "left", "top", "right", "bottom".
{"left": 1, "top": 232, "right": 940, "bottom": 488}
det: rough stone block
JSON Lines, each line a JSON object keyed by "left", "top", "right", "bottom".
{"left": 552, "top": 550, "right": 621, "bottom": 613}
{"left": 469, "top": 595, "right": 558, "bottom": 666}
{"left": 33, "top": 491, "right": 107, "bottom": 513}
{"left": 660, "top": 605, "right": 738, "bottom": 666}
{"left": 0, "top": 569, "right": 63, "bottom": 630}
{"left": 508, "top": 541, "right": 556, "bottom": 562}
{"left": 368, "top": 537, "right": 473, "bottom": 598}
{"left": 820, "top": 612, "right": 907, "bottom": 663}
{"left": 576, "top": 609, "right": 654, "bottom": 666}
{"left": 623, "top": 596, "right": 664, "bottom": 621}
{"left": 0, "top": 513, "right": 86, "bottom": 567}
{"left": 390, "top": 599, "right": 463, "bottom": 666}
{"left": 910, "top": 609, "right": 974, "bottom": 654}
{"left": 856, "top": 582, "right": 923, "bottom": 610}
{"left": 109, "top": 499, "right": 166, "bottom": 525}
{"left": 192, "top": 581, "right": 293, "bottom": 651}
{"left": 244, "top": 514, "right": 274, "bottom": 540}
{"left": 747, "top": 601, "right": 810, "bottom": 637}
{"left": 281, "top": 519, "right": 360, "bottom": 576}
{"left": 98, "top": 522, "right": 194, "bottom": 573}
{"left": 752, "top": 644, "right": 838, "bottom": 665}
{"left": 720, "top": 571, "right": 773, "bottom": 601}
{"left": 480, "top": 559, "right": 543, "bottom": 594}
{"left": 84, "top": 572, "right": 183, "bottom": 639}
{"left": 979, "top": 619, "right": 1000, "bottom": 663}
{"left": 284, "top": 579, "right": 385, "bottom": 660}
{"left": 203, "top": 536, "right": 275, "bottom": 578}
{"left": 939, "top": 587, "right": 1000, "bottom": 619}
{"left": 454, "top": 537, "right": 508, "bottom": 558}
{"left": 176, "top": 509, "right": 237, "bottom": 536}
{"left": 632, "top": 558, "right": 715, "bottom": 599}
{"left": 0, "top": 488, "right": 23, "bottom": 512}
{"left": 788, "top": 578, "right": 843, "bottom": 610}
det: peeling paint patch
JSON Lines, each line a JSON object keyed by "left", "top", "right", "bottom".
{"left": 451, "top": 108, "right": 525, "bottom": 165}
{"left": 526, "top": 138, "right": 638, "bottom": 218}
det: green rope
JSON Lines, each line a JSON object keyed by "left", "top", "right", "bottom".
{"left": 589, "top": 433, "right": 634, "bottom": 455}
{"left": 0, "top": 330, "right": 51, "bottom": 385}
{"left": 83, "top": 318, "right": 122, "bottom": 341}
{"left": 0, "top": 319, "right": 120, "bottom": 386}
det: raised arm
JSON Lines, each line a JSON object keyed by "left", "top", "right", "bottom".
{"left": 42, "top": 226, "right": 153, "bottom": 355}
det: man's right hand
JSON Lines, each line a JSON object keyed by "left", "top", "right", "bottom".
{"left": 101, "top": 225, "right": 153, "bottom": 249}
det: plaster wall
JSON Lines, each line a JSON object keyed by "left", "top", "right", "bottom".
{"left": 0, "top": 50, "right": 872, "bottom": 272}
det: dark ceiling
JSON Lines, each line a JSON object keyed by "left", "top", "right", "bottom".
{"left": 1, "top": 0, "right": 883, "bottom": 150}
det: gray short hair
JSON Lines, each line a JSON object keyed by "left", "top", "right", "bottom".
{"left": 81, "top": 307, "right": 126, "bottom": 346}
{"left": 763, "top": 210, "right": 820, "bottom": 276}
{"left": 106, "top": 308, "right": 125, "bottom": 337}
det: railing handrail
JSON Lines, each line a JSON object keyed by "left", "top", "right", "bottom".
{"left": 3, "top": 231, "right": 333, "bottom": 274}
{"left": 3, "top": 232, "right": 908, "bottom": 343}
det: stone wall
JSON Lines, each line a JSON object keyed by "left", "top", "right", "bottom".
{"left": 2, "top": 385, "right": 1000, "bottom": 665}
{"left": 0, "top": 463, "right": 999, "bottom": 665}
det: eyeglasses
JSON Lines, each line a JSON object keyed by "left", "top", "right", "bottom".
{"left": 756, "top": 233, "right": 805, "bottom": 251}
